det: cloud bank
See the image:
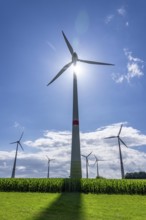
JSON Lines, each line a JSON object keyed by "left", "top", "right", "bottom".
{"left": 0, "top": 123, "right": 146, "bottom": 179}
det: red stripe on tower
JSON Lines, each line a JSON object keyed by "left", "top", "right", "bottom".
{"left": 73, "top": 120, "right": 79, "bottom": 125}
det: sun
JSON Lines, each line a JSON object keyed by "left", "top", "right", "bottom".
{"left": 72, "top": 63, "right": 83, "bottom": 77}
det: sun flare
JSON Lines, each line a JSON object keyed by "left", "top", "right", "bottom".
{"left": 72, "top": 63, "right": 83, "bottom": 76}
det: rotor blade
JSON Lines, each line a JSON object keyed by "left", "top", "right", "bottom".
{"left": 94, "top": 155, "right": 98, "bottom": 161}
{"left": 19, "top": 143, "right": 24, "bottom": 151}
{"left": 10, "top": 142, "right": 17, "bottom": 145}
{"left": 94, "top": 156, "right": 104, "bottom": 162}
{"left": 19, "top": 132, "right": 24, "bottom": 141}
{"left": 87, "top": 152, "right": 92, "bottom": 157}
{"left": 119, "top": 137, "right": 128, "bottom": 148}
{"left": 81, "top": 154, "right": 86, "bottom": 158}
{"left": 46, "top": 155, "right": 49, "bottom": 160}
{"left": 78, "top": 59, "right": 114, "bottom": 66}
{"left": 62, "top": 31, "right": 74, "bottom": 55}
{"left": 104, "top": 136, "right": 117, "bottom": 139}
{"left": 93, "top": 155, "right": 98, "bottom": 166}
{"left": 118, "top": 124, "right": 123, "bottom": 136}
{"left": 47, "top": 62, "right": 72, "bottom": 86}
{"left": 93, "top": 160, "right": 97, "bottom": 166}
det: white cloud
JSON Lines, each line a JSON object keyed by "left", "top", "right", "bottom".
{"left": 13, "top": 121, "right": 24, "bottom": 131}
{"left": 117, "top": 7, "right": 126, "bottom": 16}
{"left": 105, "top": 6, "right": 129, "bottom": 27}
{"left": 14, "top": 121, "right": 19, "bottom": 128}
{"left": 125, "top": 21, "right": 129, "bottom": 27}
{"left": 127, "top": 63, "right": 143, "bottom": 78}
{"left": 112, "top": 48, "right": 144, "bottom": 83}
{"left": 112, "top": 73, "right": 125, "bottom": 83}
{"left": 124, "top": 48, "right": 143, "bottom": 62}
{"left": 24, "top": 130, "right": 71, "bottom": 148}
{"left": 1, "top": 123, "right": 146, "bottom": 179}
{"left": 105, "top": 14, "right": 114, "bottom": 24}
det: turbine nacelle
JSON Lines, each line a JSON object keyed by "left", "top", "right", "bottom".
{"left": 72, "top": 52, "right": 78, "bottom": 65}
{"left": 104, "top": 124, "right": 128, "bottom": 148}
{"left": 10, "top": 132, "right": 24, "bottom": 151}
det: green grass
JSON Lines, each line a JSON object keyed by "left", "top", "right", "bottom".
{"left": 1, "top": 192, "right": 146, "bottom": 220}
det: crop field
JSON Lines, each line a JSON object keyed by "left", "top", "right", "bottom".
{"left": 1, "top": 178, "right": 146, "bottom": 194}
{"left": 1, "top": 192, "right": 146, "bottom": 220}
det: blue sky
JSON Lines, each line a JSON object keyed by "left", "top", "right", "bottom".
{"left": 0, "top": 0, "right": 146, "bottom": 178}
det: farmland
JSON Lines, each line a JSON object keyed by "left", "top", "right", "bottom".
{"left": 1, "top": 178, "right": 146, "bottom": 219}
{"left": 1, "top": 192, "right": 146, "bottom": 220}
{"left": 0, "top": 178, "right": 146, "bottom": 194}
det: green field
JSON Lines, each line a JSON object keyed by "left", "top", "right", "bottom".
{"left": 1, "top": 178, "right": 146, "bottom": 194}
{"left": 1, "top": 192, "right": 146, "bottom": 220}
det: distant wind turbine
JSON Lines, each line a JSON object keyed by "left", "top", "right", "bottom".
{"left": 10, "top": 132, "right": 24, "bottom": 178}
{"left": 46, "top": 156, "right": 54, "bottom": 178}
{"left": 47, "top": 31, "right": 114, "bottom": 178}
{"left": 82, "top": 152, "right": 92, "bottom": 178}
{"left": 94, "top": 155, "right": 104, "bottom": 178}
{"left": 104, "top": 124, "right": 128, "bottom": 179}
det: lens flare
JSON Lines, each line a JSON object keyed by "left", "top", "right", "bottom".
{"left": 72, "top": 63, "right": 83, "bottom": 76}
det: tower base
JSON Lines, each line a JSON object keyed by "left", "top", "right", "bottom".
{"left": 70, "top": 160, "right": 82, "bottom": 178}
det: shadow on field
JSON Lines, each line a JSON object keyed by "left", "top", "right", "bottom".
{"left": 34, "top": 193, "right": 83, "bottom": 220}
{"left": 33, "top": 179, "right": 85, "bottom": 220}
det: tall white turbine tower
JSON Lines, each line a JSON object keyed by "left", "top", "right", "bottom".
{"left": 94, "top": 155, "right": 104, "bottom": 178}
{"left": 82, "top": 152, "right": 92, "bottom": 178}
{"left": 47, "top": 31, "right": 114, "bottom": 178}
{"left": 10, "top": 132, "right": 24, "bottom": 178}
{"left": 105, "top": 124, "right": 128, "bottom": 179}
{"left": 46, "top": 156, "right": 54, "bottom": 178}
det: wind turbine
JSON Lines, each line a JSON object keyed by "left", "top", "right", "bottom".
{"left": 94, "top": 155, "right": 104, "bottom": 178}
{"left": 104, "top": 124, "right": 128, "bottom": 179}
{"left": 47, "top": 31, "right": 114, "bottom": 178}
{"left": 10, "top": 132, "right": 24, "bottom": 178}
{"left": 46, "top": 156, "right": 54, "bottom": 178}
{"left": 82, "top": 152, "right": 92, "bottom": 178}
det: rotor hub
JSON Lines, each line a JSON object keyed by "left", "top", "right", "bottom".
{"left": 72, "top": 52, "right": 78, "bottom": 64}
